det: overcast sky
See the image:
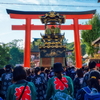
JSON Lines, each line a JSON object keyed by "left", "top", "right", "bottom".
{"left": 0, "top": 0, "right": 99, "bottom": 45}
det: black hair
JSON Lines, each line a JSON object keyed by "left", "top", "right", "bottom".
{"left": 26, "top": 68, "right": 31, "bottom": 76}
{"left": 88, "top": 61, "right": 96, "bottom": 69}
{"left": 45, "top": 69, "right": 50, "bottom": 73}
{"left": 40, "top": 67, "right": 45, "bottom": 71}
{"left": 87, "top": 78, "right": 100, "bottom": 91}
{"left": 5, "top": 64, "right": 12, "bottom": 72}
{"left": 55, "top": 72, "right": 62, "bottom": 79}
{"left": 13, "top": 66, "right": 27, "bottom": 82}
{"left": 35, "top": 67, "right": 41, "bottom": 75}
{"left": 76, "top": 69, "right": 83, "bottom": 78}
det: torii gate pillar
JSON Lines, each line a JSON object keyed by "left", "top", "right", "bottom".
{"left": 24, "top": 18, "right": 31, "bottom": 67}
{"left": 73, "top": 18, "right": 82, "bottom": 68}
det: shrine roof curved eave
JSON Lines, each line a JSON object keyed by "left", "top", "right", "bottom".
{"left": 6, "top": 9, "right": 96, "bottom": 15}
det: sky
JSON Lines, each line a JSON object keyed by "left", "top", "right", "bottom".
{"left": 0, "top": 0, "right": 100, "bottom": 45}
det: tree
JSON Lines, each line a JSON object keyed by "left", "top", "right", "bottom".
{"left": 67, "top": 42, "right": 87, "bottom": 64}
{"left": 0, "top": 39, "right": 24, "bottom": 68}
{"left": 9, "top": 47, "right": 23, "bottom": 66}
{"left": 81, "top": 14, "right": 100, "bottom": 56}
{"left": 6, "top": 39, "right": 23, "bottom": 49}
{"left": 66, "top": 42, "right": 75, "bottom": 63}
{"left": 7, "top": 39, "right": 24, "bottom": 66}
{"left": 34, "top": 39, "right": 44, "bottom": 46}
{"left": 81, "top": 43, "right": 86, "bottom": 56}
{"left": 0, "top": 43, "right": 10, "bottom": 68}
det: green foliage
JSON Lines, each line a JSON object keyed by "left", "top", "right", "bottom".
{"left": 67, "top": 42, "right": 87, "bottom": 63}
{"left": 81, "top": 43, "right": 86, "bottom": 56}
{"left": 67, "top": 42, "right": 74, "bottom": 50}
{"left": 6, "top": 39, "right": 24, "bottom": 66}
{"left": 9, "top": 47, "right": 23, "bottom": 66}
{"left": 0, "top": 43, "right": 10, "bottom": 68}
{"left": 0, "top": 39, "right": 24, "bottom": 67}
{"left": 6, "top": 39, "right": 23, "bottom": 49}
{"left": 66, "top": 42, "right": 75, "bottom": 62}
{"left": 32, "top": 38, "right": 44, "bottom": 47}
{"left": 81, "top": 13, "right": 100, "bottom": 56}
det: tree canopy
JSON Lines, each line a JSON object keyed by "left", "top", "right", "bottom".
{"left": 9, "top": 47, "right": 23, "bottom": 66}
{"left": 8, "top": 39, "right": 24, "bottom": 66}
{"left": 81, "top": 14, "right": 100, "bottom": 56}
{"left": 0, "top": 43, "right": 10, "bottom": 68}
{"left": 0, "top": 39, "right": 24, "bottom": 68}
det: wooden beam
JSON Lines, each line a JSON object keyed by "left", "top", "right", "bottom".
{"left": 10, "top": 14, "right": 43, "bottom": 19}
{"left": 12, "top": 24, "right": 92, "bottom": 30}
{"left": 10, "top": 13, "right": 94, "bottom": 19}
{"left": 65, "top": 14, "right": 94, "bottom": 19}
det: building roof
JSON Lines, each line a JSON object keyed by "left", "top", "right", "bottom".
{"left": 31, "top": 46, "right": 40, "bottom": 52}
{"left": 40, "top": 11, "right": 65, "bottom": 24}
{"left": 6, "top": 9, "right": 96, "bottom": 15}
{"left": 92, "top": 37, "right": 100, "bottom": 45}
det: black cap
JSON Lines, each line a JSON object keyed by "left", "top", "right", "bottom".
{"left": 90, "top": 71, "right": 100, "bottom": 80}
{"left": 53, "top": 62, "right": 64, "bottom": 72}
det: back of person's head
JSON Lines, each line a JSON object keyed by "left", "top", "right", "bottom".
{"left": 13, "top": 66, "right": 27, "bottom": 82}
{"left": 40, "top": 67, "right": 45, "bottom": 72}
{"left": 35, "top": 67, "right": 41, "bottom": 75}
{"left": 90, "top": 70, "right": 100, "bottom": 80}
{"left": 76, "top": 68, "right": 83, "bottom": 78}
{"left": 88, "top": 71, "right": 100, "bottom": 91}
{"left": 88, "top": 61, "right": 96, "bottom": 69}
{"left": 5, "top": 64, "right": 12, "bottom": 72}
{"left": 88, "top": 78, "right": 99, "bottom": 91}
{"left": 53, "top": 62, "right": 64, "bottom": 79}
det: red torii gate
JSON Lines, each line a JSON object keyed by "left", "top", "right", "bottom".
{"left": 6, "top": 9, "right": 96, "bottom": 68}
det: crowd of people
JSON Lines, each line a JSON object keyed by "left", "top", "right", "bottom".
{"left": 0, "top": 61, "right": 100, "bottom": 100}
